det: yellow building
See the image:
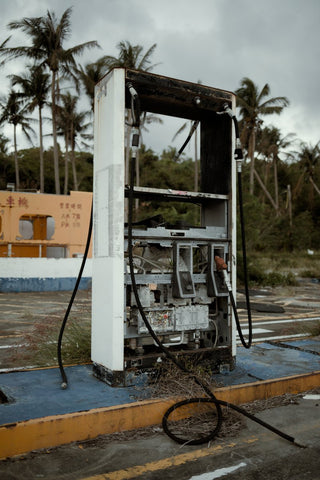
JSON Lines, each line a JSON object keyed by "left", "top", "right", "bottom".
{"left": 0, "top": 190, "right": 93, "bottom": 258}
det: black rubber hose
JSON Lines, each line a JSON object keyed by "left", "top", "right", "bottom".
{"left": 174, "top": 120, "right": 199, "bottom": 161}
{"left": 57, "top": 204, "right": 93, "bottom": 389}
{"left": 162, "top": 398, "right": 222, "bottom": 446}
{"left": 162, "top": 395, "right": 297, "bottom": 446}
{"left": 235, "top": 168, "right": 252, "bottom": 348}
{"left": 217, "top": 398, "right": 297, "bottom": 445}
{"left": 230, "top": 288, "right": 251, "bottom": 348}
{"left": 126, "top": 88, "right": 302, "bottom": 447}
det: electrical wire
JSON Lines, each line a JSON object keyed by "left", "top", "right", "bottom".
{"left": 57, "top": 204, "right": 93, "bottom": 389}
{"left": 174, "top": 120, "right": 199, "bottom": 161}
{"left": 215, "top": 103, "right": 253, "bottom": 348}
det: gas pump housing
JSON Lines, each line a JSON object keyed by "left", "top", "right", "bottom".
{"left": 92, "top": 68, "right": 237, "bottom": 386}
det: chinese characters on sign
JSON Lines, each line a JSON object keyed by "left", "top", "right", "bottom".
{"left": 5, "top": 196, "right": 29, "bottom": 208}
{"left": 3, "top": 195, "right": 84, "bottom": 229}
{"left": 59, "top": 202, "right": 82, "bottom": 228}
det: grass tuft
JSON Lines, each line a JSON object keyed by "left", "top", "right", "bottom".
{"left": 9, "top": 305, "right": 91, "bottom": 368}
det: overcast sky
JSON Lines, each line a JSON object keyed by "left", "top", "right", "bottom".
{"left": 0, "top": 0, "right": 319, "bottom": 155}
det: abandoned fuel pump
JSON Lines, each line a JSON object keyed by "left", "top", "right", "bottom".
{"left": 91, "top": 68, "right": 238, "bottom": 386}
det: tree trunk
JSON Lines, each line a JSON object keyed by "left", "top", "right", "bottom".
{"left": 287, "top": 184, "right": 293, "bottom": 251}
{"left": 71, "top": 124, "right": 78, "bottom": 191}
{"left": 38, "top": 106, "right": 44, "bottom": 193}
{"left": 308, "top": 177, "right": 315, "bottom": 209}
{"left": 287, "top": 184, "right": 292, "bottom": 228}
{"left": 51, "top": 70, "right": 60, "bottom": 194}
{"left": 249, "top": 130, "right": 256, "bottom": 195}
{"left": 64, "top": 133, "right": 69, "bottom": 195}
{"left": 273, "top": 155, "right": 279, "bottom": 210}
{"left": 309, "top": 176, "right": 320, "bottom": 196}
{"left": 259, "top": 161, "right": 270, "bottom": 205}
{"left": 13, "top": 124, "right": 20, "bottom": 191}
{"left": 292, "top": 172, "right": 304, "bottom": 199}
{"left": 254, "top": 168, "right": 278, "bottom": 212}
{"left": 71, "top": 147, "right": 78, "bottom": 191}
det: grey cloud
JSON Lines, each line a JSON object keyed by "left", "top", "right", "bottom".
{"left": 0, "top": 0, "right": 319, "bottom": 151}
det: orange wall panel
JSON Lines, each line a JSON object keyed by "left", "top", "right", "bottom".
{"left": 0, "top": 191, "right": 93, "bottom": 258}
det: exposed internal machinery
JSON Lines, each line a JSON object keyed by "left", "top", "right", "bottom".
{"left": 92, "top": 68, "right": 237, "bottom": 385}
{"left": 125, "top": 217, "right": 231, "bottom": 362}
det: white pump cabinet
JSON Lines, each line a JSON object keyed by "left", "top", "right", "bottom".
{"left": 92, "top": 68, "right": 237, "bottom": 386}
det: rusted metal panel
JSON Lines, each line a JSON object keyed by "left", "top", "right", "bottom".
{"left": 125, "top": 68, "right": 234, "bottom": 119}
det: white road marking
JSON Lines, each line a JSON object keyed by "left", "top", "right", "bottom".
{"left": 237, "top": 332, "right": 309, "bottom": 344}
{"left": 238, "top": 328, "right": 272, "bottom": 335}
{"left": 189, "top": 461, "right": 247, "bottom": 479}
{"left": 0, "top": 343, "right": 27, "bottom": 349}
{"left": 240, "top": 317, "right": 320, "bottom": 327}
{"left": 0, "top": 365, "right": 38, "bottom": 373}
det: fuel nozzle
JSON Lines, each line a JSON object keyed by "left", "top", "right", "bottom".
{"left": 214, "top": 256, "right": 232, "bottom": 292}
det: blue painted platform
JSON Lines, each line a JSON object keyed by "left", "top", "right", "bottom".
{"left": 215, "top": 341, "right": 320, "bottom": 386}
{"left": 0, "top": 341, "right": 319, "bottom": 426}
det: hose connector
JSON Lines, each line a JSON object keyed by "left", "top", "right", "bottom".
{"left": 127, "top": 82, "right": 138, "bottom": 98}
{"left": 235, "top": 138, "right": 244, "bottom": 172}
{"left": 220, "top": 103, "right": 243, "bottom": 167}
{"left": 131, "top": 126, "right": 140, "bottom": 157}
{"left": 127, "top": 82, "right": 140, "bottom": 128}
{"left": 223, "top": 102, "right": 234, "bottom": 118}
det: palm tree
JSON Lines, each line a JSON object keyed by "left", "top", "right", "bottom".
{"left": 104, "top": 41, "right": 159, "bottom": 205}
{"left": 235, "top": 77, "right": 289, "bottom": 195}
{"left": 77, "top": 56, "right": 109, "bottom": 112}
{"left": 10, "top": 65, "right": 50, "bottom": 193}
{"left": 103, "top": 41, "right": 158, "bottom": 72}
{"left": 57, "top": 92, "right": 90, "bottom": 193}
{"left": 0, "top": 89, "right": 36, "bottom": 190}
{"left": 0, "top": 132, "right": 9, "bottom": 155}
{"left": 294, "top": 142, "right": 320, "bottom": 208}
{"left": 57, "top": 92, "right": 74, "bottom": 194}
{"left": 69, "top": 110, "right": 91, "bottom": 191}
{"left": 255, "top": 126, "right": 296, "bottom": 212}
{"left": 1, "top": 7, "right": 99, "bottom": 194}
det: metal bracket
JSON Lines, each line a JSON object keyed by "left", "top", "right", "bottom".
{"left": 172, "top": 242, "right": 196, "bottom": 298}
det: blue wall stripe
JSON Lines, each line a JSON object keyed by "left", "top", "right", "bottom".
{"left": 0, "top": 277, "right": 92, "bottom": 292}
